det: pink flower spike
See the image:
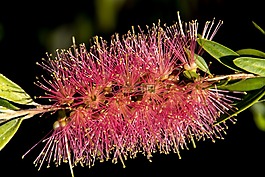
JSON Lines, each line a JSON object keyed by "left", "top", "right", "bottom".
{"left": 24, "top": 13, "right": 243, "bottom": 176}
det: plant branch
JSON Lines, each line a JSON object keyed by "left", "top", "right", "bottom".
{"left": 0, "top": 104, "right": 54, "bottom": 123}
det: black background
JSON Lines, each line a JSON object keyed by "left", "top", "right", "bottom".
{"left": 0, "top": 1, "right": 265, "bottom": 177}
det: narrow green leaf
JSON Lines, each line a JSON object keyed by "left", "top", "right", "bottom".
{"left": 259, "top": 95, "right": 265, "bottom": 102}
{"left": 184, "top": 48, "right": 211, "bottom": 75}
{"left": 0, "top": 118, "right": 23, "bottom": 151}
{"left": 236, "top": 48, "right": 265, "bottom": 58}
{"left": 0, "top": 98, "right": 20, "bottom": 111}
{"left": 249, "top": 102, "right": 265, "bottom": 131}
{"left": 233, "top": 57, "right": 265, "bottom": 76}
{"left": 197, "top": 38, "right": 241, "bottom": 71}
{"left": 195, "top": 54, "right": 211, "bottom": 75}
{"left": 0, "top": 74, "right": 35, "bottom": 105}
{"left": 217, "top": 77, "right": 265, "bottom": 91}
{"left": 216, "top": 86, "right": 265, "bottom": 124}
{"left": 252, "top": 21, "right": 265, "bottom": 35}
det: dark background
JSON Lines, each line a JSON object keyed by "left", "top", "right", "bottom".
{"left": 0, "top": 0, "right": 265, "bottom": 176}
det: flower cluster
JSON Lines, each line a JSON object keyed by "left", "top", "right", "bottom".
{"left": 24, "top": 13, "right": 239, "bottom": 172}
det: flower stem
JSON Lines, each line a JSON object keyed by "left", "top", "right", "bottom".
{"left": 206, "top": 73, "right": 257, "bottom": 82}
{"left": 0, "top": 104, "right": 54, "bottom": 124}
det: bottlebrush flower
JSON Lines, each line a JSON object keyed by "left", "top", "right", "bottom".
{"left": 23, "top": 12, "right": 239, "bottom": 176}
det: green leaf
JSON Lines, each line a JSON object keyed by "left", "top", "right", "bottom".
{"left": 197, "top": 38, "right": 241, "bottom": 71}
{"left": 259, "top": 95, "right": 265, "bottom": 102}
{"left": 0, "top": 74, "right": 35, "bottom": 105}
{"left": 236, "top": 48, "right": 265, "bottom": 58}
{"left": 233, "top": 57, "right": 265, "bottom": 76}
{"left": 0, "top": 98, "right": 20, "bottom": 111}
{"left": 195, "top": 54, "right": 211, "bottom": 75}
{"left": 252, "top": 21, "right": 265, "bottom": 35}
{"left": 183, "top": 70, "right": 199, "bottom": 80}
{"left": 184, "top": 48, "right": 211, "bottom": 75}
{"left": 0, "top": 118, "right": 23, "bottom": 151}
{"left": 249, "top": 102, "right": 265, "bottom": 131}
{"left": 217, "top": 77, "right": 265, "bottom": 91}
{"left": 216, "top": 86, "right": 265, "bottom": 124}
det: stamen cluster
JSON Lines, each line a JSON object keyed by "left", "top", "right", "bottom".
{"left": 25, "top": 14, "right": 237, "bottom": 171}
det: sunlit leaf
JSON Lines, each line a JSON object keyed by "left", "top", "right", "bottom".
{"left": 216, "top": 86, "right": 265, "bottom": 124}
{"left": 233, "top": 57, "right": 265, "bottom": 76}
{"left": 197, "top": 38, "right": 242, "bottom": 71}
{"left": 0, "top": 118, "right": 23, "bottom": 151}
{"left": 0, "top": 74, "right": 36, "bottom": 105}
{"left": 217, "top": 77, "right": 265, "bottom": 91}
{"left": 249, "top": 102, "right": 265, "bottom": 131}
{"left": 236, "top": 48, "right": 265, "bottom": 58}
